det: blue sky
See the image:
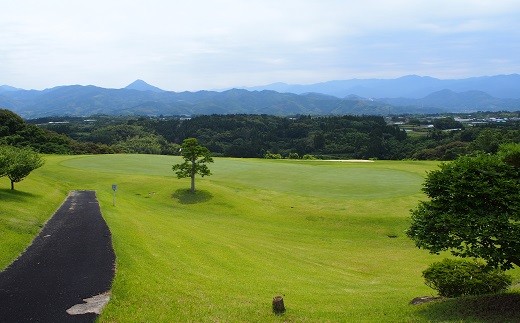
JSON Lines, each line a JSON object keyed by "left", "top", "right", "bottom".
{"left": 1, "top": 0, "right": 519, "bottom": 91}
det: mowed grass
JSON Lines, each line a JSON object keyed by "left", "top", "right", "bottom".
{"left": 1, "top": 155, "right": 519, "bottom": 321}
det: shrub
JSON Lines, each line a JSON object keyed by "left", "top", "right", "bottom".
{"left": 422, "top": 258, "right": 511, "bottom": 297}
{"left": 499, "top": 143, "right": 520, "bottom": 168}
{"left": 288, "top": 152, "right": 300, "bottom": 159}
{"left": 264, "top": 151, "right": 282, "bottom": 159}
{"left": 302, "top": 154, "right": 316, "bottom": 160}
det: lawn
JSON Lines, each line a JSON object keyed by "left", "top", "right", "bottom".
{"left": 1, "top": 155, "right": 518, "bottom": 322}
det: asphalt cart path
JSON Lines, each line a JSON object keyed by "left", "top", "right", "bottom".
{"left": 0, "top": 190, "right": 116, "bottom": 322}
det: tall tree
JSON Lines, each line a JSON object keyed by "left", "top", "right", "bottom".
{"left": 172, "top": 138, "right": 213, "bottom": 193}
{"left": 0, "top": 146, "right": 45, "bottom": 190}
{"left": 406, "top": 144, "right": 520, "bottom": 270}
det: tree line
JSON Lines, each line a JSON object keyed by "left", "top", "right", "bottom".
{"left": 0, "top": 109, "right": 113, "bottom": 154}
{"left": 3, "top": 108, "right": 519, "bottom": 160}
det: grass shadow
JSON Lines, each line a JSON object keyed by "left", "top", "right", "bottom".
{"left": 415, "top": 292, "right": 520, "bottom": 322}
{"left": 0, "top": 188, "right": 38, "bottom": 202}
{"left": 172, "top": 189, "right": 213, "bottom": 204}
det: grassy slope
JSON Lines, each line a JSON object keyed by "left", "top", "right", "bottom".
{"left": 0, "top": 157, "right": 70, "bottom": 270}
{"left": 1, "top": 155, "right": 518, "bottom": 322}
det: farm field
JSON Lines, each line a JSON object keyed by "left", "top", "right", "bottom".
{"left": 1, "top": 155, "right": 519, "bottom": 322}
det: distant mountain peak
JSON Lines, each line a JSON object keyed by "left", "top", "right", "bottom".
{"left": 124, "top": 80, "right": 165, "bottom": 93}
{"left": 0, "top": 85, "right": 22, "bottom": 93}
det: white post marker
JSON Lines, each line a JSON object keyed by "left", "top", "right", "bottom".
{"left": 112, "top": 184, "right": 117, "bottom": 206}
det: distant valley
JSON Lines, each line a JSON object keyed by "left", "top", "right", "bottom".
{"left": 1, "top": 75, "right": 519, "bottom": 118}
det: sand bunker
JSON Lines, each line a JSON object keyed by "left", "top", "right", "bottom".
{"left": 321, "top": 159, "right": 374, "bottom": 162}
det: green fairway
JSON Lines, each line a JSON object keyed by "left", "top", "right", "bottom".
{"left": 62, "top": 155, "right": 423, "bottom": 199}
{"left": 1, "top": 155, "right": 519, "bottom": 322}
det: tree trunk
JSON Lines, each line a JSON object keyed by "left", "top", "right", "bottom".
{"left": 272, "top": 296, "right": 285, "bottom": 315}
{"left": 10, "top": 180, "right": 14, "bottom": 190}
{"left": 190, "top": 160, "right": 196, "bottom": 193}
{"left": 190, "top": 174, "right": 195, "bottom": 193}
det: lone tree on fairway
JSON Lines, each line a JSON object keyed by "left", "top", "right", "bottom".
{"left": 407, "top": 144, "right": 520, "bottom": 270}
{"left": 172, "top": 138, "right": 213, "bottom": 193}
{"left": 0, "top": 146, "right": 44, "bottom": 190}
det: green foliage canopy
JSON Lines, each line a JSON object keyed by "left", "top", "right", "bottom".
{"left": 0, "top": 145, "right": 44, "bottom": 190}
{"left": 407, "top": 144, "right": 520, "bottom": 270}
{"left": 422, "top": 258, "right": 511, "bottom": 297}
{"left": 499, "top": 143, "right": 520, "bottom": 168}
{"left": 172, "top": 138, "right": 213, "bottom": 193}
{"left": 0, "top": 108, "right": 114, "bottom": 154}
{"left": 31, "top": 113, "right": 520, "bottom": 160}
{"left": 433, "top": 117, "right": 463, "bottom": 130}
{"left": 0, "top": 109, "right": 25, "bottom": 136}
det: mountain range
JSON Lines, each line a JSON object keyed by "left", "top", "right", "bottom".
{"left": 243, "top": 74, "right": 520, "bottom": 99}
{"left": 0, "top": 75, "right": 519, "bottom": 118}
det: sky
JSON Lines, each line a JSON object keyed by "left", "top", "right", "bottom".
{"left": 1, "top": 0, "right": 520, "bottom": 91}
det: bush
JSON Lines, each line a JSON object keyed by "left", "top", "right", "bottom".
{"left": 302, "top": 154, "right": 316, "bottom": 160}
{"left": 288, "top": 152, "right": 300, "bottom": 159}
{"left": 499, "top": 143, "right": 520, "bottom": 168}
{"left": 264, "top": 151, "right": 282, "bottom": 159}
{"left": 422, "top": 258, "right": 511, "bottom": 297}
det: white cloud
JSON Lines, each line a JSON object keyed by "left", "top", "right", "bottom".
{"left": 0, "top": 0, "right": 519, "bottom": 90}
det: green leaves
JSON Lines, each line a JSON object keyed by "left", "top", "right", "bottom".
{"left": 407, "top": 146, "right": 520, "bottom": 270}
{"left": 172, "top": 138, "right": 213, "bottom": 193}
{"left": 499, "top": 143, "right": 520, "bottom": 168}
{"left": 422, "top": 258, "right": 511, "bottom": 297}
{"left": 0, "top": 145, "right": 44, "bottom": 190}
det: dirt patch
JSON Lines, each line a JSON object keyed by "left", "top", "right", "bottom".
{"left": 410, "top": 296, "right": 444, "bottom": 305}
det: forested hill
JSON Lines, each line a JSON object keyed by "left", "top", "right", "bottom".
{"left": 2, "top": 83, "right": 519, "bottom": 118}
{"left": 0, "top": 109, "right": 113, "bottom": 154}
{"left": 163, "top": 114, "right": 407, "bottom": 159}
{"left": 4, "top": 108, "right": 520, "bottom": 160}
{"left": 33, "top": 114, "right": 408, "bottom": 159}
{"left": 0, "top": 86, "right": 394, "bottom": 118}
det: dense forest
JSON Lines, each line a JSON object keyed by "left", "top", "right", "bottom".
{"left": 0, "top": 109, "right": 113, "bottom": 154}
{"left": 2, "top": 108, "right": 519, "bottom": 160}
{"left": 16, "top": 110, "right": 520, "bottom": 160}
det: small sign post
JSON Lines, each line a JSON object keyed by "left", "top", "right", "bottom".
{"left": 112, "top": 184, "right": 118, "bottom": 206}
